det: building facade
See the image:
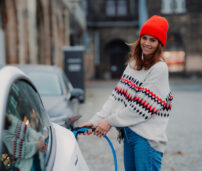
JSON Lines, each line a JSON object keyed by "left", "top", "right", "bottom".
{"left": 87, "top": 0, "right": 202, "bottom": 79}
{"left": 148, "top": 0, "right": 202, "bottom": 74}
{"left": 87, "top": 0, "right": 142, "bottom": 79}
{"left": 0, "top": 0, "right": 87, "bottom": 69}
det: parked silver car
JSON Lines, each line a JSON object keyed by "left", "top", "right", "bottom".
{"left": 0, "top": 66, "right": 89, "bottom": 171}
{"left": 16, "top": 65, "right": 84, "bottom": 128}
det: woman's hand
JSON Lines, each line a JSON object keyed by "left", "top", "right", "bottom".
{"left": 38, "top": 139, "right": 48, "bottom": 153}
{"left": 78, "top": 122, "right": 94, "bottom": 135}
{"left": 94, "top": 119, "right": 111, "bottom": 137}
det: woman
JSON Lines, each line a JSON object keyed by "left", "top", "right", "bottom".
{"left": 80, "top": 15, "right": 173, "bottom": 171}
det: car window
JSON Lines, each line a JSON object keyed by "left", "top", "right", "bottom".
{"left": 1, "top": 80, "right": 50, "bottom": 171}
{"left": 27, "top": 72, "right": 62, "bottom": 96}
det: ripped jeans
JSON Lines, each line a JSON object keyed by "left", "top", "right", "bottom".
{"left": 123, "top": 127, "right": 163, "bottom": 171}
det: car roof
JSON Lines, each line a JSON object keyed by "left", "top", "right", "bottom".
{"left": 0, "top": 65, "right": 38, "bottom": 94}
{"left": 16, "top": 64, "right": 63, "bottom": 73}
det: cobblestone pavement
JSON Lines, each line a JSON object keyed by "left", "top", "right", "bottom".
{"left": 76, "top": 78, "right": 202, "bottom": 171}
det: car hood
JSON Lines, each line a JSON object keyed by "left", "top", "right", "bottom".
{"left": 41, "top": 96, "right": 73, "bottom": 119}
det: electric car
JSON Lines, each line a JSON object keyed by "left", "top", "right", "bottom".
{"left": 0, "top": 66, "right": 89, "bottom": 171}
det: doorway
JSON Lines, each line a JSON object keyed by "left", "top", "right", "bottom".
{"left": 105, "top": 39, "right": 129, "bottom": 78}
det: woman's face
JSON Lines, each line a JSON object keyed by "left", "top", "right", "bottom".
{"left": 140, "top": 35, "right": 159, "bottom": 56}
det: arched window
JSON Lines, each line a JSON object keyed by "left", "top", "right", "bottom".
{"left": 105, "top": 39, "right": 129, "bottom": 78}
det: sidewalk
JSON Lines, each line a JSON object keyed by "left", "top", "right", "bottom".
{"left": 79, "top": 77, "right": 202, "bottom": 171}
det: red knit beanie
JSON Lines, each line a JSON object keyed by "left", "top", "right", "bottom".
{"left": 139, "top": 15, "right": 169, "bottom": 46}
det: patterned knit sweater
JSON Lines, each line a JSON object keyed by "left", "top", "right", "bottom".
{"left": 90, "top": 61, "right": 173, "bottom": 152}
{"left": 3, "top": 114, "right": 44, "bottom": 171}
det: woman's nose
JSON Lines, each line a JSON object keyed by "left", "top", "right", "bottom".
{"left": 144, "top": 39, "right": 151, "bottom": 46}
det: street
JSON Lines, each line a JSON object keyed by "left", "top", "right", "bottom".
{"left": 77, "top": 78, "right": 202, "bottom": 171}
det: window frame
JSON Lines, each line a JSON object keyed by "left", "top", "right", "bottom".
{"left": 161, "top": 0, "right": 186, "bottom": 14}
{"left": 105, "top": 0, "right": 130, "bottom": 17}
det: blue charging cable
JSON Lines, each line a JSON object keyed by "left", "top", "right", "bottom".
{"left": 72, "top": 127, "right": 118, "bottom": 171}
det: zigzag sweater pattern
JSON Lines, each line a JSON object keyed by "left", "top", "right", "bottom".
{"left": 90, "top": 61, "right": 173, "bottom": 152}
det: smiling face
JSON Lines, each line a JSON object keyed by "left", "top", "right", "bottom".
{"left": 140, "top": 35, "right": 159, "bottom": 57}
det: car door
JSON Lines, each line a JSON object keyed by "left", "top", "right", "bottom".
{"left": 0, "top": 79, "right": 51, "bottom": 171}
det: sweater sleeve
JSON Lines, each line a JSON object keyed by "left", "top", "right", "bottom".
{"left": 89, "top": 94, "right": 119, "bottom": 125}
{"left": 89, "top": 65, "right": 130, "bottom": 125}
{"left": 107, "top": 62, "right": 171, "bottom": 127}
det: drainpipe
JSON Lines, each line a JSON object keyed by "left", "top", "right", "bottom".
{"left": 0, "top": 12, "right": 5, "bottom": 65}
{"left": 0, "top": 29, "right": 5, "bottom": 65}
{"left": 138, "top": 0, "right": 148, "bottom": 30}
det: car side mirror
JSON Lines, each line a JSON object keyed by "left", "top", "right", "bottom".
{"left": 70, "top": 88, "right": 85, "bottom": 103}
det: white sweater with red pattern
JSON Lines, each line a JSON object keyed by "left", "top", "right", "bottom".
{"left": 90, "top": 61, "right": 173, "bottom": 152}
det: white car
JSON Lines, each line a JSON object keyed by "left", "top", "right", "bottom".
{"left": 0, "top": 66, "right": 89, "bottom": 171}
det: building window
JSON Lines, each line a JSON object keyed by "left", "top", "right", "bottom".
{"left": 106, "top": 0, "right": 116, "bottom": 16}
{"left": 161, "top": 0, "right": 186, "bottom": 14}
{"left": 117, "top": 0, "right": 127, "bottom": 16}
{"left": 106, "top": 0, "right": 128, "bottom": 16}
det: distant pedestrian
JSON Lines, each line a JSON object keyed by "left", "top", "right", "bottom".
{"left": 80, "top": 15, "right": 173, "bottom": 171}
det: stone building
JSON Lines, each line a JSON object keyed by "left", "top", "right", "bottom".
{"left": 87, "top": 0, "right": 202, "bottom": 79}
{"left": 87, "top": 0, "right": 142, "bottom": 79}
{"left": 0, "top": 0, "right": 87, "bottom": 69}
{"left": 148, "top": 0, "right": 202, "bottom": 74}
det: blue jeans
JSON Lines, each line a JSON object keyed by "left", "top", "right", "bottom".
{"left": 123, "top": 127, "right": 163, "bottom": 171}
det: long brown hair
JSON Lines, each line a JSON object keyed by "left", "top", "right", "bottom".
{"left": 127, "top": 38, "right": 165, "bottom": 70}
